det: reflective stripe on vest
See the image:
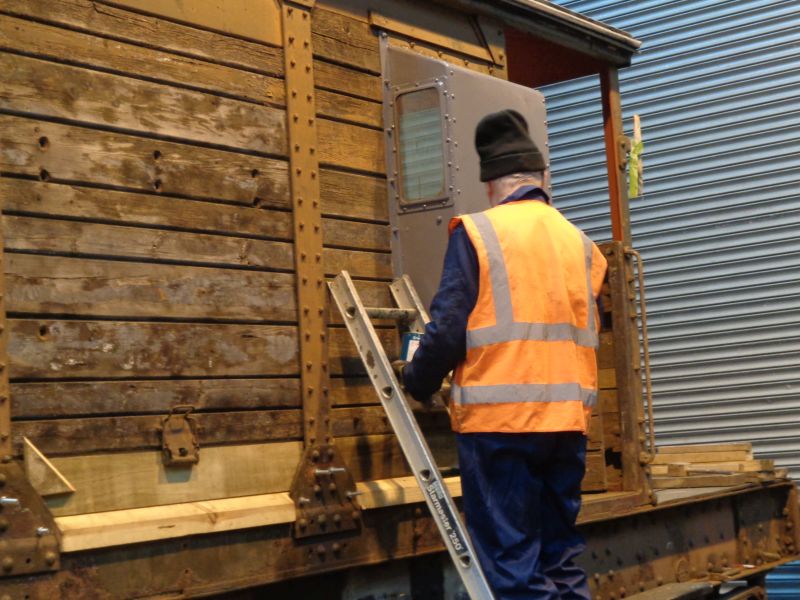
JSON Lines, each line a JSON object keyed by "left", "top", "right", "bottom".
{"left": 452, "top": 382, "right": 598, "bottom": 408}
{"left": 465, "top": 211, "right": 598, "bottom": 353}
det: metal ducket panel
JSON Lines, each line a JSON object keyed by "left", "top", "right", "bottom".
{"left": 542, "top": 0, "right": 800, "bottom": 480}
{"left": 381, "top": 44, "right": 548, "bottom": 307}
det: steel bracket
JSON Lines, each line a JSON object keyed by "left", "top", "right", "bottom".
{"left": 160, "top": 405, "right": 199, "bottom": 466}
{"left": 289, "top": 444, "right": 361, "bottom": 539}
{"left": 0, "top": 460, "right": 60, "bottom": 577}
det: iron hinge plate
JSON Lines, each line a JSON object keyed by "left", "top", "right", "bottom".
{"left": 0, "top": 460, "right": 60, "bottom": 577}
{"left": 290, "top": 444, "right": 361, "bottom": 539}
{"left": 160, "top": 405, "right": 200, "bottom": 466}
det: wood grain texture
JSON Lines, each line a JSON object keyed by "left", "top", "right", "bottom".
{"left": 0, "top": 14, "right": 286, "bottom": 106}
{"left": 315, "top": 60, "right": 381, "bottom": 101}
{"left": 0, "top": 53, "right": 288, "bottom": 155}
{"left": 0, "top": 13, "right": 379, "bottom": 127}
{"left": 12, "top": 379, "right": 302, "bottom": 419}
{"left": 318, "top": 119, "right": 385, "bottom": 174}
{"left": 103, "top": 0, "right": 283, "bottom": 46}
{"left": 0, "top": 115, "right": 291, "bottom": 208}
{"left": 16, "top": 406, "right": 448, "bottom": 455}
{"left": 5, "top": 254, "right": 298, "bottom": 322}
{"left": 43, "top": 430, "right": 456, "bottom": 516}
{"left": 1, "top": 180, "right": 389, "bottom": 250}
{"left": 7, "top": 320, "right": 396, "bottom": 379}
{"left": 4, "top": 217, "right": 391, "bottom": 278}
{"left": 311, "top": 6, "right": 380, "bottom": 73}
{"left": 0, "top": 0, "right": 285, "bottom": 76}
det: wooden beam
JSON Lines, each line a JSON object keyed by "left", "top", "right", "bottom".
{"left": 23, "top": 437, "right": 75, "bottom": 496}
{"left": 599, "top": 67, "right": 631, "bottom": 246}
{"left": 55, "top": 475, "right": 464, "bottom": 552}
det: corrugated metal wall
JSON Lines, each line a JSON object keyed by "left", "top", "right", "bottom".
{"left": 542, "top": 0, "right": 800, "bottom": 480}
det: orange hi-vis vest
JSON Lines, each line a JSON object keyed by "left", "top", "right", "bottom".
{"left": 449, "top": 199, "right": 607, "bottom": 434}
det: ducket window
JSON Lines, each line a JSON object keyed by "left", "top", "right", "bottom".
{"left": 396, "top": 87, "right": 446, "bottom": 205}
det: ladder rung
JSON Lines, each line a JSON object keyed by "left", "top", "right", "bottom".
{"left": 365, "top": 307, "right": 418, "bottom": 321}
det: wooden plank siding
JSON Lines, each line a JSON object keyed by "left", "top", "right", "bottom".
{"left": 0, "top": 0, "right": 401, "bottom": 483}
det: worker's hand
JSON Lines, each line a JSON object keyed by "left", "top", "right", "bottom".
{"left": 391, "top": 360, "right": 407, "bottom": 387}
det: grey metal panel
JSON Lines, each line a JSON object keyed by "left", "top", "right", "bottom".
{"left": 381, "top": 44, "right": 548, "bottom": 308}
{"left": 544, "top": 1, "right": 800, "bottom": 480}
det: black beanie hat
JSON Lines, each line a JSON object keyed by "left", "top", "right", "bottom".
{"left": 475, "top": 109, "right": 546, "bottom": 182}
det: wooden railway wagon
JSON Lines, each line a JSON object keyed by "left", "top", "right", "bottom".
{"left": 0, "top": 0, "right": 796, "bottom": 598}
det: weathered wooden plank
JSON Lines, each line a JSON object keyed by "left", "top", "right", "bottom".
{"left": 17, "top": 410, "right": 304, "bottom": 455}
{"left": 12, "top": 379, "right": 302, "bottom": 419}
{"left": 311, "top": 6, "right": 380, "bottom": 73}
{"left": 582, "top": 451, "right": 607, "bottom": 492}
{"left": 317, "top": 90, "right": 382, "bottom": 128}
{"left": 16, "top": 405, "right": 447, "bottom": 456}
{"left": 5, "top": 254, "right": 298, "bottom": 322}
{"left": 11, "top": 378, "right": 381, "bottom": 420}
{"left": 7, "top": 320, "right": 395, "bottom": 379}
{"left": 2, "top": 179, "right": 292, "bottom": 239}
{"left": 4, "top": 216, "right": 391, "bottom": 278}
{"left": 315, "top": 60, "right": 381, "bottom": 101}
{"left": 0, "top": 53, "right": 288, "bottom": 155}
{"left": 0, "top": 13, "right": 380, "bottom": 127}
{"left": 1, "top": 180, "right": 389, "bottom": 250}
{"left": 5, "top": 216, "right": 294, "bottom": 270}
{"left": 318, "top": 119, "right": 385, "bottom": 174}
{"left": 0, "top": 0, "right": 285, "bottom": 75}
{"left": 9, "top": 320, "right": 299, "bottom": 379}
{"left": 43, "top": 430, "right": 456, "bottom": 516}
{"left": 106, "top": 0, "right": 283, "bottom": 46}
{"left": 0, "top": 115, "right": 291, "bottom": 208}
{"left": 0, "top": 14, "right": 285, "bottom": 106}
{"left": 319, "top": 165, "right": 388, "bottom": 223}
{"left": 6, "top": 254, "right": 392, "bottom": 328}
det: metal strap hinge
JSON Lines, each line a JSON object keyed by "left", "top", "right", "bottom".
{"left": 160, "top": 405, "right": 200, "bottom": 466}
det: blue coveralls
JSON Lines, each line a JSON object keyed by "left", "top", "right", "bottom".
{"left": 403, "top": 186, "right": 591, "bottom": 600}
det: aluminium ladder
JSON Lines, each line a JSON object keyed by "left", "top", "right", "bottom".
{"left": 328, "top": 271, "right": 494, "bottom": 600}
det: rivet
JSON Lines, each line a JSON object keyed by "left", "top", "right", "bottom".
{"left": 311, "top": 449, "right": 320, "bottom": 461}
{"left": 298, "top": 518, "right": 308, "bottom": 529}
{"left": 329, "top": 483, "right": 337, "bottom": 494}
{"left": 306, "top": 362, "right": 312, "bottom": 370}
{"left": 320, "top": 332, "right": 326, "bottom": 341}
{"left": 1, "top": 556, "right": 12, "bottom": 572}
{"left": 293, "top": 114, "right": 299, "bottom": 122}
{"left": 290, "top": 60, "right": 296, "bottom": 68}
{"left": 305, "top": 65, "right": 311, "bottom": 73}
{"left": 315, "top": 253, "right": 321, "bottom": 262}
{"left": 316, "top": 544, "right": 326, "bottom": 555}
{"left": 44, "top": 551, "right": 57, "bottom": 566}
{"left": 317, "top": 514, "right": 326, "bottom": 525}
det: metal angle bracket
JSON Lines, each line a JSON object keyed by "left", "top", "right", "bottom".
{"left": 160, "top": 404, "right": 200, "bottom": 466}
{"left": 289, "top": 444, "right": 361, "bottom": 540}
{"left": 0, "top": 460, "right": 60, "bottom": 577}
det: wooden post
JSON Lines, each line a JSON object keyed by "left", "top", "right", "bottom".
{"left": 600, "top": 66, "right": 631, "bottom": 246}
{"left": 282, "top": 0, "right": 329, "bottom": 450}
{"left": 0, "top": 192, "right": 9, "bottom": 458}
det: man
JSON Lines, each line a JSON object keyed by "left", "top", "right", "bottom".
{"left": 400, "top": 109, "right": 607, "bottom": 599}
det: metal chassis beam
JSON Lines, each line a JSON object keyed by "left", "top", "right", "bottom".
{"left": 8, "top": 481, "right": 796, "bottom": 598}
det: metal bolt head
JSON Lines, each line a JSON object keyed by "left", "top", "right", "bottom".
{"left": 328, "top": 482, "right": 337, "bottom": 493}
{"left": 0, "top": 518, "right": 7, "bottom": 532}
{"left": 333, "top": 513, "right": 341, "bottom": 525}
{"left": 311, "top": 449, "right": 320, "bottom": 462}
{"left": 1, "top": 556, "right": 12, "bottom": 572}
{"left": 316, "top": 544, "right": 326, "bottom": 556}
{"left": 45, "top": 551, "right": 57, "bottom": 566}
{"left": 0, "top": 474, "right": 5, "bottom": 487}
{"left": 317, "top": 514, "right": 326, "bottom": 525}
{"left": 298, "top": 518, "right": 308, "bottom": 529}
{"left": 332, "top": 542, "right": 341, "bottom": 553}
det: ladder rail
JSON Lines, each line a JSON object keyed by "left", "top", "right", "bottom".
{"left": 329, "top": 271, "right": 494, "bottom": 600}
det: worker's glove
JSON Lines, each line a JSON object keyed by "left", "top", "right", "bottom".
{"left": 391, "top": 360, "right": 407, "bottom": 387}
